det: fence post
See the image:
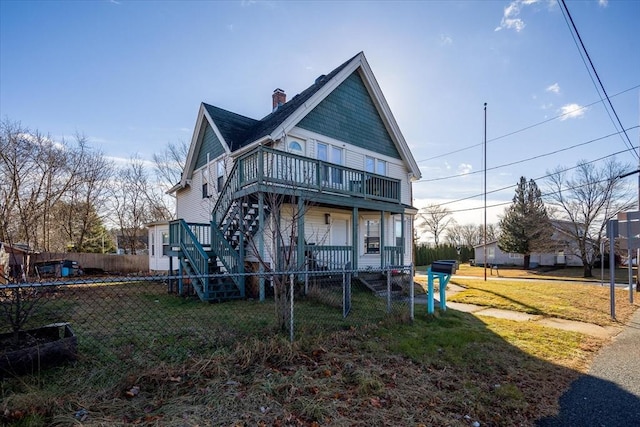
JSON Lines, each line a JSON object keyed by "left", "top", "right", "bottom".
{"left": 410, "top": 264, "right": 414, "bottom": 321}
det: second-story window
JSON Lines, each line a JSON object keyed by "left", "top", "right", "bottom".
{"left": 317, "top": 142, "right": 344, "bottom": 185}
{"left": 202, "top": 182, "right": 209, "bottom": 199}
{"left": 365, "top": 156, "right": 386, "bottom": 175}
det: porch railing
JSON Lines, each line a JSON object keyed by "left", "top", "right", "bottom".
{"left": 279, "top": 245, "right": 352, "bottom": 271}
{"left": 383, "top": 246, "right": 404, "bottom": 266}
{"left": 238, "top": 146, "right": 401, "bottom": 203}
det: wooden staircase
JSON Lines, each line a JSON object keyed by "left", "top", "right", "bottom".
{"left": 356, "top": 271, "right": 404, "bottom": 298}
{"left": 170, "top": 161, "right": 269, "bottom": 302}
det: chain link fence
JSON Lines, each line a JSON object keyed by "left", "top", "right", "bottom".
{"left": 1, "top": 266, "right": 417, "bottom": 376}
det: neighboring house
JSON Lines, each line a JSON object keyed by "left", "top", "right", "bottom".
{"left": 162, "top": 52, "right": 422, "bottom": 301}
{"left": 0, "top": 242, "right": 34, "bottom": 282}
{"left": 473, "top": 220, "right": 585, "bottom": 268}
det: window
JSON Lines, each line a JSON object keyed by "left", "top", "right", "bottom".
{"left": 162, "top": 231, "right": 170, "bottom": 256}
{"left": 202, "top": 182, "right": 209, "bottom": 199}
{"left": 365, "top": 156, "right": 386, "bottom": 176}
{"left": 395, "top": 219, "right": 403, "bottom": 247}
{"left": 217, "top": 161, "right": 225, "bottom": 192}
{"left": 317, "top": 142, "right": 344, "bottom": 185}
{"left": 509, "top": 253, "right": 524, "bottom": 259}
{"left": 364, "top": 220, "right": 380, "bottom": 254}
{"left": 151, "top": 233, "right": 155, "bottom": 256}
{"left": 289, "top": 141, "right": 303, "bottom": 153}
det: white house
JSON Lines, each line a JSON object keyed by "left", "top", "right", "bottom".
{"left": 154, "top": 52, "right": 422, "bottom": 301}
{"left": 473, "top": 220, "right": 585, "bottom": 268}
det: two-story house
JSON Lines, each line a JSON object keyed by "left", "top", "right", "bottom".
{"left": 149, "top": 52, "right": 422, "bottom": 301}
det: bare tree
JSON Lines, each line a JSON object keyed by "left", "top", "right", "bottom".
{"left": 0, "top": 120, "right": 101, "bottom": 252}
{"left": 107, "top": 155, "right": 170, "bottom": 254}
{"left": 153, "top": 140, "right": 189, "bottom": 190}
{"left": 416, "top": 204, "right": 452, "bottom": 246}
{"left": 546, "top": 159, "right": 634, "bottom": 277}
{"left": 444, "top": 220, "right": 463, "bottom": 247}
{"left": 460, "top": 223, "right": 480, "bottom": 247}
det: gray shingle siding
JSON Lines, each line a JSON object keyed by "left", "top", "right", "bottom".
{"left": 195, "top": 123, "right": 225, "bottom": 170}
{"left": 297, "top": 71, "right": 401, "bottom": 159}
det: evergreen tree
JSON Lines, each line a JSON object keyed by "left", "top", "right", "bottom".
{"left": 498, "top": 177, "right": 552, "bottom": 269}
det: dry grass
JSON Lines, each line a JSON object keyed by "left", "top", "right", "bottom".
{"left": 1, "top": 277, "right": 637, "bottom": 426}
{"left": 445, "top": 278, "right": 638, "bottom": 326}
{"left": 1, "top": 315, "right": 603, "bottom": 427}
{"left": 454, "top": 263, "right": 634, "bottom": 283}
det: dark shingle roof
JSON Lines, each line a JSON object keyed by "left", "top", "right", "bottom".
{"left": 202, "top": 104, "right": 259, "bottom": 151}
{"left": 203, "top": 53, "right": 360, "bottom": 151}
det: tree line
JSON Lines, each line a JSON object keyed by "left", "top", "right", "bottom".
{"left": 416, "top": 159, "right": 634, "bottom": 277}
{"left": 0, "top": 119, "right": 183, "bottom": 254}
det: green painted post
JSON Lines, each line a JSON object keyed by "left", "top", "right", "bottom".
{"left": 400, "top": 212, "right": 405, "bottom": 266}
{"left": 297, "top": 197, "right": 305, "bottom": 271}
{"left": 259, "top": 192, "right": 265, "bottom": 302}
{"left": 352, "top": 207, "right": 358, "bottom": 270}
{"left": 380, "top": 211, "right": 385, "bottom": 269}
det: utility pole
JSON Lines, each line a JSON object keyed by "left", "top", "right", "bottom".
{"left": 484, "top": 102, "right": 487, "bottom": 282}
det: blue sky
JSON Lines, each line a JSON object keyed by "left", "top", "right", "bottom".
{"left": 1, "top": 0, "right": 639, "bottom": 225}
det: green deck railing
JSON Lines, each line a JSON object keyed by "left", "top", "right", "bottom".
{"left": 237, "top": 146, "right": 401, "bottom": 203}
{"left": 168, "top": 219, "right": 210, "bottom": 300}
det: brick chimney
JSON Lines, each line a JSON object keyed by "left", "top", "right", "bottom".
{"left": 272, "top": 88, "right": 286, "bottom": 111}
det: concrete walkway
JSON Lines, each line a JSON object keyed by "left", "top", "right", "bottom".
{"left": 414, "top": 283, "right": 623, "bottom": 339}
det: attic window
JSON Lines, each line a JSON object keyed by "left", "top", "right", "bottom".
{"left": 289, "top": 141, "right": 303, "bottom": 153}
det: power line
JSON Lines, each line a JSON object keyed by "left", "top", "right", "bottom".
{"left": 416, "top": 85, "right": 639, "bottom": 163}
{"left": 558, "top": 0, "right": 638, "bottom": 159}
{"left": 447, "top": 172, "right": 631, "bottom": 215}
{"left": 433, "top": 145, "right": 638, "bottom": 210}
{"left": 416, "top": 126, "right": 639, "bottom": 183}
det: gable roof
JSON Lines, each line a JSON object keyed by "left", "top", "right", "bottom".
{"left": 173, "top": 52, "right": 421, "bottom": 193}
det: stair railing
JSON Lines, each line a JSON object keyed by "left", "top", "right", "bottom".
{"left": 170, "top": 219, "right": 210, "bottom": 300}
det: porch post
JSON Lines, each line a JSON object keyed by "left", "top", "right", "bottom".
{"left": 168, "top": 255, "right": 174, "bottom": 293}
{"left": 297, "top": 197, "right": 305, "bottom": 271}
{"left": 258, "top": 192, "right": 265, "bottom": 302}
{"left": 380, "top": 211, "right": 386, "bottom": 268}
{"left": 401, "top": 212, "right": 405, "bottom": 266}
{"left": 238, "top": 203, "right": 246, "bottom": 298}
{"left": 352, "top": 207, "right": 358, "bottom": 270}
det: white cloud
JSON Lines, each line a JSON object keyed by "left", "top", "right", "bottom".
{"left": 546, "top": 83, "right": 560, "bottom": 94}
{"left": 559, "top": 103, "right": 587, "bottom": 120}
{"left": 458, "top": 163, "right": 473, "bottom": 175}
{"left": 439, "top": 34, "right": 453, "bottom": 46}
{"left": 495, "top": 0, "right": 543, "bottom": 32}
{"left": 444, "top": 161, "right": 452, "bottom": 170}
{"left": 599, "top": 0, "right": 608, "bottom": 7}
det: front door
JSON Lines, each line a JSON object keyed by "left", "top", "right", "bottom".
{"left": 331, "top": 218, "right": 350, "bottom": 267}
{"left": 331, "top": 219, "right": 348, "bottom": 246}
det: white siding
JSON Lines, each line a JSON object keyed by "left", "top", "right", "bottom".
{"left": 176, "top": 163, "right": 220, "bottom": 224}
